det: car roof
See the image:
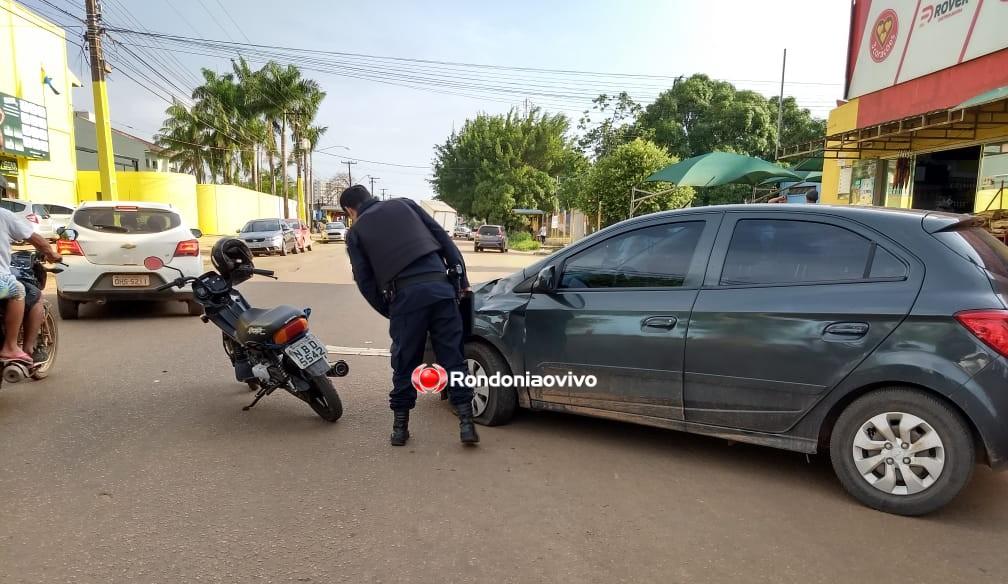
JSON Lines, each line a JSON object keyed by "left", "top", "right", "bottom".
{"left": 78, "top": 200, "right": 175, "bottom": 211}
{"left": 637, "top": 203, "right": 965, "bottom": 226}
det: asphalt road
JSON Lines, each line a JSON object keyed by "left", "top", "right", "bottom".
{"left": 1, "top": 241, "right": 1006, "bottom": 584}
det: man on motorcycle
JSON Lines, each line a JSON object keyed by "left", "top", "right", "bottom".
{"left": 0, "top": 206, "right": 61, "bottom": 364}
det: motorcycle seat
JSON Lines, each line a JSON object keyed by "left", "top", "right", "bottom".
{"left": 236, "top": 305, "right": 304, "bottom": 344}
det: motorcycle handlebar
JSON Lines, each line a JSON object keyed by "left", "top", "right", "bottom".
{"left": 155, "top": 280, "right": 179, "bottom": 292}
{"left": 252, "top": 268, "right": 275, "bottom": 278}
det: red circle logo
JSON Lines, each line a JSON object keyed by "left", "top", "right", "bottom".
{"left": 870, "top": 9, "right": 899, "bottom": 63}
{"left": 411, "top": 363, "right": 448, "bottom": 394}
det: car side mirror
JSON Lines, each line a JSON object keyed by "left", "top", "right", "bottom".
{"left": 190, "top": 228, "right": 203, "bottom": 238}
{"left": 532, "top": 265, "right": 556, "bottom": 294}
{"left": 60, "top": 228, "right": 78, "bottom": 241}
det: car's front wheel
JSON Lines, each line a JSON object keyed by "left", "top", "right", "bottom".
{"left": 829, "top": 387, "right": 975, "bottom": 516}
{"left": 464, "top": 342, "right": 517, "bottom": 426}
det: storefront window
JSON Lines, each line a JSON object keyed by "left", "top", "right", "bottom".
{"left": 882, "top": 158, "right": 913, "bottom": 209}
{"left": 978, "top": 143, "right": 1008, "bottom": 211}
{"left": 850, "top": 159, "right": 880, "bottom": 206}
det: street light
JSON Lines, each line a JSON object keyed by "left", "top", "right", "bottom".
{"left": 317, "top": 144, "right": 351, "bottom": 153}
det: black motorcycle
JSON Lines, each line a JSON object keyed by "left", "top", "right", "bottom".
{"left": 0, "top": 251, "right": 63, "bottom": 385}
{"left": 149, "top": 252, "right": 347, "bottom": 422}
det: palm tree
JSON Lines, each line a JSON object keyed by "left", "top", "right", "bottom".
{"left": 155, "top": 101, "right": 208, "bottom": 183}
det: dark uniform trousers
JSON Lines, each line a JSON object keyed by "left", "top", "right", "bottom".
{"left": 388, "top": 296, "right": 473, "bottom": 411}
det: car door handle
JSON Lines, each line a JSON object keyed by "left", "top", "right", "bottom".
{"left": 642, "top": 316, "right": 678, "bottom": 331}
{"left": 824, "top": 322, "right": 869, "bottom": 337}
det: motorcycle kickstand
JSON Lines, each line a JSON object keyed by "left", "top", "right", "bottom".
{"left": 242, "top": 385, "right": 274, "bottom": 411}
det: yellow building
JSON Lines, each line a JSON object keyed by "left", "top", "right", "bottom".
{"left": 0, "top": 0, "right": 79, "bottom": 206}
{"left": 783, "top": 1, "right": 1008, "bottom": 215}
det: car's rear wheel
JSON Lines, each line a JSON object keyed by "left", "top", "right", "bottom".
{"left": 464, "top": 342, "right": 516, "bottom": 426}
{"left": 57, "top": 295, "right": 79, "bottom": 320}
{"left": 474, "top": 246, "right": 481, "bottom": 253}
{"left": 829, "top": 387, "right": 975, "bottom": 516}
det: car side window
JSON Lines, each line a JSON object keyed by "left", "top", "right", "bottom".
{"left": 721, "top": 219, "right": 880, "bottom": 285}
{"left": 560, "top": 221, "right": 705, "bottom": 289}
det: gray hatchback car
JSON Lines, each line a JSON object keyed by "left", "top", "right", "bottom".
{"left": 457, "top": 205, "right": 1008, "bottom": 515}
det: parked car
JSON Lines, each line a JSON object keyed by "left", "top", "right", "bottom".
{"left": 38, "top": 202, "right": 75, "bottom": 235}
{"left": 475, "top": 224, "right": 507, "bottom": 253}
{"left": 54, "top": 201, "right": 203, "bottom": 319}
{"left": 1, "top": 198, "right": 57, "bottom": 240}
{"left": 453, "top": 225, "right": 473, "bottom": 240}
{"left": 282, "top": 218, "right": 313, "bottom": 253}
{"left": 456, "top": 204, "right": 1008, "bottom": 515}
{"left": 322, "top": 221, "right": 347, "bottom": 243}
{"left": 238, "top": 218, "right": 297, "bottom": 256}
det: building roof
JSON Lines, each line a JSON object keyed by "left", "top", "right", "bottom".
{"left": 420, "top": 199, "right": 456, "bottom": 213}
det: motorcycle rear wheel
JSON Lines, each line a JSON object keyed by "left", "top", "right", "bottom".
{"left": 305, "top": 374, "right": 343, "bottom": 422}
{"left": 30, "top": 301, "right": 58, "bottom": 380}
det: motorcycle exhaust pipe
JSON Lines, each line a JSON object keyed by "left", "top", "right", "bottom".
{"left": 327, "top": 360, "right": 349, "bottom": 377}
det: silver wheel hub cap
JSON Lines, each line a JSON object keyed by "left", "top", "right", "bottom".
{"left": 465, "top": 358, "right": 490, "bottom": 417}
{"left": 852, "top": 412, "right": 945, "bottom": 496}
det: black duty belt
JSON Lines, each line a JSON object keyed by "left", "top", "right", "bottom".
{"left": 389, "top": 272, "right": 448, "bottom": 292}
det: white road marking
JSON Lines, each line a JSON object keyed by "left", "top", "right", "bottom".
{"left": 327, "top": 345, "right": 392, "bottom": 357}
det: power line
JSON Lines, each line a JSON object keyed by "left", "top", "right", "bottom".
{"left": 212, "top": 0, "right": 251, "bottom": 43}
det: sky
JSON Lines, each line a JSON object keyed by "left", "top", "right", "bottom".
{"left": 38, "top": 0, "right": 852, "bottom": 200}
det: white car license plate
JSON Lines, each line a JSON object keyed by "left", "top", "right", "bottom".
{"left": 284, "top": 333, "right": 328, "bottom": 369}
{"left": 112, "top": 274, "right": 150, "bottom": 287}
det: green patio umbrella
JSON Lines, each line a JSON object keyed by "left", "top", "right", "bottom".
{"left": 759, "top": 170, "right": 823, "bottom": 185}
{"left": 646, "top": 152, "right": 801, "bottom": 187}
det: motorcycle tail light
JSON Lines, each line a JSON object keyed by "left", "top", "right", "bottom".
{"left": 57, "top": 239, "right": 83, "bottom": 256}
{"left": 173, "top": 239, "right": 200, "bottom": 257}
{"left": 274, "top": 317, "right": 308, "bottom": 344}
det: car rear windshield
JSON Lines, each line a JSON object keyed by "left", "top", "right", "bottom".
{"left": 933, "top": 226, "right": 1008, "bottom": 278}
{"left": 327, "top": 222, "right": 345, "bottom": 229}
{"left": 74, "top": 207, "right": 181, "bottom": 234}
{"left": 479, "top": 226, "right": 501, "bottom": 235}
{"left": 243, "top": 220, "right": 281, "bottom": 232}
{"left": 42, "top": 204, "right": 73, "bottom": 215}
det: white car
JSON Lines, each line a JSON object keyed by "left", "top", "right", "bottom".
{"left": 55, "top": 201, "right": 204, "bottom": 319}
{"left": 1, "top": 198, "right": 58, "bottom": 240}
{"left": 37, "top": 202, "right": 75, "bottom": 236}
{"left": 322, "top": 221, "right": 347, "bottom": 243}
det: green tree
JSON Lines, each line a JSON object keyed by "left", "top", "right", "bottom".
{"left": 431, "top": 108, "right": 576, "bottom": 228}
{"left": 577, "top": 92, "right": 651, "bottom": 160}
{"left": 576, "top": 138, "right": 694, "bottom": 227}
{"left": 636, "top": 74, "right": 776, "bottom": 160}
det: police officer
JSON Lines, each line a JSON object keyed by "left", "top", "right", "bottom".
{"left": 340, "top": 185, "right": 479, "bottom": 446}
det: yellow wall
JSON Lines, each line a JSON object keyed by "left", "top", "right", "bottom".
{"left": 0, "top": 1, "right": 78, "bottom": 206}
{"left": 821, "top": 100, "right": 860, "bottom": 205}
{"left": 196, "top": 184, "right": 297, "bottom": 235}
{"left": 76, "top": 171, "right": 199, "bottom": 227}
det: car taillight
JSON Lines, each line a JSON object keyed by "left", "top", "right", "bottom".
{"left": 26, "top": 213, "right": 39, "bottom": 223}
{"left": 57, "top": 239, "right": 83, "bottom": 256}
{"left": 273, "top": 317, "right": 308, "bottom": 345}
{"left": 955, "top": 310, "right": 1008, "bottom": 357}
{"left": 173, "top": 239, "right": 200, "bottom": 257}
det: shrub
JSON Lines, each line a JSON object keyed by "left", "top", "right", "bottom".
{"left": 511, "top": 239, "right": 540, "bottom": 251}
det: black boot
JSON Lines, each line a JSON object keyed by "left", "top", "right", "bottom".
{"left": 390, "top": 410, "right": 410, "bottom": 446}
{"left": 456, "top": 402, "right": 480, "bottom": 445}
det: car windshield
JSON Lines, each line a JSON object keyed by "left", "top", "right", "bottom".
{"left": 283, "top": 219, "right": 301, "bottom": 229}
{"left": 0, "top": 200, "right": 27, "bottom": 213}
{"left": 74, "top": 207, "right": 180, "bottom": 234}
{"left": 479, "top": 226, "right": 501, "bottom": 235}
{"left": 327, "top": 222, "right": 345, "bottom": 229}
{"left": 243, "top": 220, "right": 282, "bottom": 233}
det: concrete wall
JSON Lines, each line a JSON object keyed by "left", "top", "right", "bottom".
{"left": 76, "top": 171, "right": 199, "bottom": 228}
{"left": 196, "top": 184, "right": 298, "bottom": 235}
{"left": 0, "top": 0, "right": 78, "bottom": 206}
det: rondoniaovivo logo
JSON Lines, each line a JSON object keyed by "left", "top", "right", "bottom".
{"left": 411, "top": 363, "right": 448, "bottom": 394}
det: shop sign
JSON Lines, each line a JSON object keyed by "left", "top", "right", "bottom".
{"left": 0, "top": 157, "right": 17, "bottom": 174}
{"left": 0, "top": 92, "right": 50, "bottom": 160}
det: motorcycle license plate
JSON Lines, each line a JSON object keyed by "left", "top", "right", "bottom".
{"left": 285, "top": 334, "right": 327, "bottom": 369}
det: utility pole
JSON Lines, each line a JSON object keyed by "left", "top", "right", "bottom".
{"left": 368, "top": 176, "right": 381, "bottom": 197}
{"left": 380, "top": 188, "right": 387, "bottom": 201}
{"left": 84, "top": 0, "right": 118, "bottom": 200}
{"left": 775, "top": 48, "right": 787, "bottom": 160}
{"left": 342, "top": 160, "right": 357, "bottom": 187}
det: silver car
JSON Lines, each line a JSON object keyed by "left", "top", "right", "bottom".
{"left": 322, "top": 221, "right": 347, "bottom": 243}
{"left": 238, "top": 218, "right": 297, "bottom": 256}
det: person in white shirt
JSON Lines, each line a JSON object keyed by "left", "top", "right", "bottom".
{"left": 0, "top": 207, "right": 61, "bottom": 363}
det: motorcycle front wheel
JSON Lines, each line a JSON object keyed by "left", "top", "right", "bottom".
{"left": 304, "top": 374, "right": 343, "bottom": 422}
